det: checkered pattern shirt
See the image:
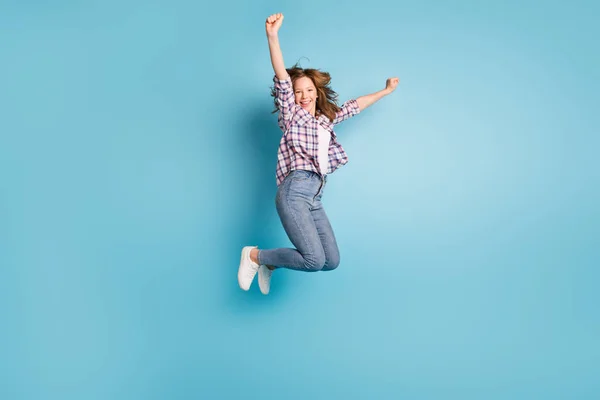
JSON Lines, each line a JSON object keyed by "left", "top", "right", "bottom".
{"left": 273, "top": 75, "right": 361, "bottom": 186}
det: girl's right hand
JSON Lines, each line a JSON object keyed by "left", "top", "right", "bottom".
{"left": 266, "top": 13, "right": 284, "bottom": 37}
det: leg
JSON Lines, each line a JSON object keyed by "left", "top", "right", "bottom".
{"left": 311, "top": 199, "right": 341, "bottom": 271}
{"left": 257, "top": 174, "right": 326, "bottom": 272}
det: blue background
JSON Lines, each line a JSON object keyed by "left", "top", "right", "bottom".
{"left": 1, "top": 0, "right": 598, "bottom": 399}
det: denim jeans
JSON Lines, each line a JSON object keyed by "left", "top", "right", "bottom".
{"left": 257, "top": 170, "right": 341, "bottom": 272}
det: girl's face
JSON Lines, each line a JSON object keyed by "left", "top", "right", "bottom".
{"left": 294, "top": 76, "right": 317, "bottom": 116}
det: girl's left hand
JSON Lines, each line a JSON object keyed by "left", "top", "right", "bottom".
{"left": 386, "top": 77, "right": 399, "bottom": 93}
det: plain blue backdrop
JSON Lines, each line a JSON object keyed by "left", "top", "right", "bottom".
{"left": 1, "top": 0, "right": 598, "bottom": 399}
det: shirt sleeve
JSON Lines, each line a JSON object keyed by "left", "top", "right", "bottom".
{"left": 273, "top": 75, "right": 296, "bottom": 130}
{"left": 332, "top": 99, "right": 361, "bottom": 125}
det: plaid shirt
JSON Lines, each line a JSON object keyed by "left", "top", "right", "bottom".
{"left": 273, "top": 75, "right": 361, "bottom": 186}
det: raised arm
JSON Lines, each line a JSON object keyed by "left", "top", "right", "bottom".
{"left": 266, "top": 13, "right": 288, "bottom": 80}
{"left": 356, "top": 77, "right": 399, "bottom": 111}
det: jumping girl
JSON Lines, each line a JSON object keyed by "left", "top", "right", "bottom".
{"left": 238, "top": 13, "right": 399, "bottom": 294}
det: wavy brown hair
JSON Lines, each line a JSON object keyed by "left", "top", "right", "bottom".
{"left": 271, "top": 64, "right": 341, "bottom": 122}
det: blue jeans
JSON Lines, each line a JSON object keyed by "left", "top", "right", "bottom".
{"left": 257, "top": 170, "right": 341, "bottom": 272}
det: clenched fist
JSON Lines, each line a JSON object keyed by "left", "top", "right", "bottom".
{"left": 266, "top": 13, "right": 284, "bottom": 37}
{"left": 386, "top": 77, "right": 399, "bottom": 93}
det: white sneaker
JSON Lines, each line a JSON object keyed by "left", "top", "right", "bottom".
{"left": 258, "top": 265, "right": 273, "bottom": 295}
{"left": 238, "top": 246, "right": 259, "bottom": 291}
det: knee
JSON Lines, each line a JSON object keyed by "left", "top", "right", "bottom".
{"left": 322, "top": 253, "right": 340, "bottom": 271}
{"left": 303, "top": 252, "right": 326, "bottom": 272}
